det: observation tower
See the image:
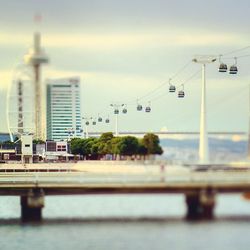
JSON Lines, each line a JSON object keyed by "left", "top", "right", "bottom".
{"left": 24, "top": 27, "right": 49, "bottom": 139}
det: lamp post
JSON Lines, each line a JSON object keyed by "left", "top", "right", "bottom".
{"left": 193, "top": 56, "right": 216, "bottom": 165}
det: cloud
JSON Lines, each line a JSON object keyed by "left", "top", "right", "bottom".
{"left": 0, "top": 33, "right": 30, "bottom": 46}
{"left": 43, "top": 68, "right": 95, "bottom": 80}
{"left": 0, "top": 28, "right": 247, "bottom": 50}
{"left": 44, "top": 30, "right": 248, "bottom": 49}
{"left": 43, "top": 67, "right": 158, "bottom": 97}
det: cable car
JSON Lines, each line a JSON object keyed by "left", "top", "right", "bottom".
{"left": 218, "top": 55, "right": 227, "bottom": 73}
{"left": 229, "top": 65, "right": 238, "bottom": 75}
{"left": 229, "top": 65, "right": 238, "bottom": 74}
{"left": 92, "top": 121, "right": 96, "bottom": 125}
{"left": 122, "top": 108, "right": 127, "bottom": 114}
{"left": 85, "top": 121, "right": 89, "bottom": 126}
{"left": 178, "top": 90, "right": 185, "bottom": 98}
{"left": 114, "top": 109, "right": 119, "bottom": 114}
{"left": 137, "top": 104, "right": 143, "bottom": 111}
{"left": 169, "top": 85, "right": 176, "bottom": 93}
{"left": 168, "top": 78, "right": 176, "bottom": 93}
{"left": 178, "top": 84, "right": 185, "bottom": 98}
{"left": 145, "top": 102, "right": 151, "bottom": 113}
{"left": 218, "top": 63, "right": 227, "bottom": 72}
{"left": 98, "top": 117, "right": 102, "bottom": 122}
{"left": 105, "top": 118, "right": 110, "bottom": 123}
{"left": 229, "top": 57, "right": 238, "bottom": 74}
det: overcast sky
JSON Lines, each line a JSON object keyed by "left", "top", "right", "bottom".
{"left": 0, "top": 0, "right": 250, "bottom": 135}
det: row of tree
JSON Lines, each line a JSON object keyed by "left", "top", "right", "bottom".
{"left": 70, "top": 132, "right": 163, "bottom": 160}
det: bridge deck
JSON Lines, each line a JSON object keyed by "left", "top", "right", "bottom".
{"left": 0, "top": 170, "right": 250, "bottom": 195}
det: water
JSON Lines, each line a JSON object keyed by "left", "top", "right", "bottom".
{"left": 0, "top": 194, "right": 250, "bottom": 249}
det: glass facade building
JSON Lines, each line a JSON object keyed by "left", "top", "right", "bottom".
{"left": 46, "top": 77, "right": 82, "bottom": 141}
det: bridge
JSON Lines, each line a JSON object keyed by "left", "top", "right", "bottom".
{"left": 0, "top": 162, "right": 250, "bottom": 222}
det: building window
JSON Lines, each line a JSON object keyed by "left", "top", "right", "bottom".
{"left": 57, "top": 145, "right": 67, "bottom": 152}
{"left": 46, "top": 142, "right": 57, "bottom": 152}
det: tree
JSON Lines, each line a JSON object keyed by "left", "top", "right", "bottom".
{"left": 69, "top": 133, "right": 163, "bottom": 161}
{"left": 98, "top": 132, "right": 114, "bottom": 155}
{"left": 70, "top": 138, "right": 86, "bottom": 155}
{"left": 110, "top": 137, "right": 122, "bottom": 158}
{"left": 99, "top": 132, "right": 114, "bottom": 143}
{"left": 137, "top": 139, "right": 147, "bottom": 159}
{"left": 142, "top": 133, "right": 163, "bottom": 155}
{"left": 91, "top": 143, "right": 99, "bottom": 159}
{"left": 85, "top": 138, "right": 99, "bottom": 159}
{"left": 117, "top": 136, "right": 139, "bottom": 156}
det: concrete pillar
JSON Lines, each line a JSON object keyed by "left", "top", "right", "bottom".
{"left": 199, "top": 189, "right": 216, "bottom": 219}
{"left": 21, "top": 189, "right": 45, "bottom": 222}
{"left": 185, "top": 189, "right": 216, "bottom": 220}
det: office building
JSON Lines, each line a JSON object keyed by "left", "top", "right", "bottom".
{"left": 46, "top": 77, "right": 82, "bottom": 141}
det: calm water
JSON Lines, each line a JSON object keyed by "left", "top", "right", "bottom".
{"left": 0, "top": 194, "right": 250, "bottom": 250}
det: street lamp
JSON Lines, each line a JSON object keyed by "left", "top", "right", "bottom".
{"left": 193, "top": 55, "right": 217, "bottom": 165}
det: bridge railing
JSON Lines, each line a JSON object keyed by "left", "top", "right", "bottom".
{"left": 1, "top": 168, "right": 250, "bottom": 186}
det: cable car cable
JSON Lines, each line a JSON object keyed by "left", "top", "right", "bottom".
{"left": 147, "top": 69, "right": 201, "bottom": 103}
{"left": 126, "top": 60, "right": 192, "bottom": 104}
{"left": 220, "top": 46, "right": 250, "bottom": 57}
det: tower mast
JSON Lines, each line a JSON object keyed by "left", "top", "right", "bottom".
{"left": 24, "top": 15, "right": 49, "bottom": 139}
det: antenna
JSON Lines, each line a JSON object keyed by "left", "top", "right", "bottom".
{"left": 34, "top": 13, "right": 42, "bottom": 24}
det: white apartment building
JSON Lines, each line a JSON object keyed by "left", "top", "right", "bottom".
{"left": 46, "top": 77, "right": 82, "bottom": 141}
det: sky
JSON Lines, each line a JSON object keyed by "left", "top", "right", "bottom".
{"left": 0, "top": 0, "right": 250, "bottom": 134}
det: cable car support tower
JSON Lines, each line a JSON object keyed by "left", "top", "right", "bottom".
{"left": 193, "top": 56, "right": 216, "bottom": 165}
